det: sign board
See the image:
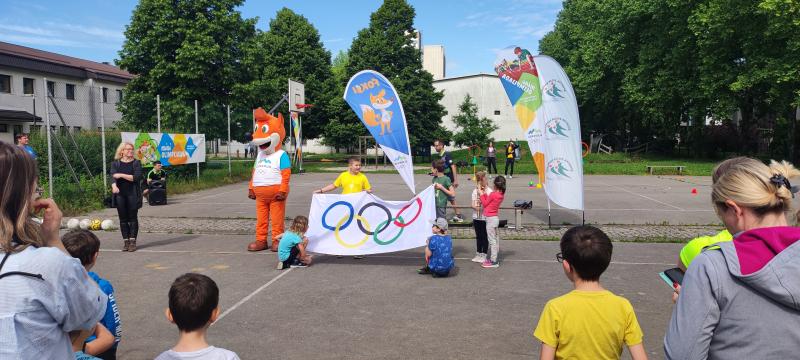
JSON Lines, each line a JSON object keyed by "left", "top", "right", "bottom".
{"left": 288, "top": 79, "right": 305, "bottom": 113}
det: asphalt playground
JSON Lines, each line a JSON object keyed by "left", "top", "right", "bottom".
{"left": 80, "top": 173, "right": 718, "bottom": 359}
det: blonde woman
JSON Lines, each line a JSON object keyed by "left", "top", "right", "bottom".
{"left": 111, "top": 142, "right": 143, "bottom": 252}
{"left": 665, "top": 158, "right": 800, "bottom": 359}
{"left": 0, "top": 141, "right": 107, "bottom": 359}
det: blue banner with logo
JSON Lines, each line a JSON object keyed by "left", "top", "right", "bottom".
{"left": 344, "top": 70, "right": 415, "bottom": 194}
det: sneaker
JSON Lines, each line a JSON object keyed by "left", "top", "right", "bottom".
{"left": 276, "top": 261, "right": 285, "bottom": 270}
{"left": 452, "top": 215, "right": 464, "bottom": 223}
{"left": 508, "top": 175, "right": 513, "bottom": 179}
{"left": 481, "top": 260, "right": 499, "bottom": 268}
{"left": 291, "top": 261, "right": 308, "bottom": 268}
{"left": 417, "top": 266, "right": 431, "bottom": 275}
{"left": 471, "top": 254, "right": 484, "bottom": 263}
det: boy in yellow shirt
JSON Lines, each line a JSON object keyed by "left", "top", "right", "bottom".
{"left": 534, "top": 225, "right": 648, "bottom": 360}
{"left": 315, "top": 157, "right": 372, "bottom": 195}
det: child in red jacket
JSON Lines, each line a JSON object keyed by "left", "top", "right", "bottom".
{"left": 479, "top": 176, "right": 506, "bottom": 268}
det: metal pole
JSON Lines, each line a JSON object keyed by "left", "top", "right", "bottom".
{"left": 100, "top": 87, "right": 108, "bottom": 194}
{"left": 43, "top": 77, "right": 53, "bottom": 196}
{"left": 156, "top": 94, "right": 161, "bottom": 133}
{"left": 195, "top": 100, "right": 199, "bottom": 182}
{"left": 227, "top": 105, "right": 231, "bottom": 177}
{"left": 547, "top": 197, "right": 552, "bottom": 229}
{"left": 298, "top": 113, "right": 303, "bottom": 172}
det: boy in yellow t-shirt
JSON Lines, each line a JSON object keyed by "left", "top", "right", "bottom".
{"left": 315, "top": 157, "right": 372, "bottom": 195}
{"left": 534, "top": 225, "right": 648, "bottom": 360}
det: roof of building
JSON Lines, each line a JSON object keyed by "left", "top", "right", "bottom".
{"left": 0, "top": 106, "right": 42, "bottom": 122}
{"left": 433, "top": 73, "right": 497, "bottom": 83}
{"left": 0, "top": 41, "right": 133, "bottom": 84}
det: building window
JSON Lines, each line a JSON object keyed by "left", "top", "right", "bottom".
{"left": 0, "top": 74, "right": 10, "bottom": 93}
{"left": 116, "top": 89, "right": 123, "bottom": 103}
{"left": 102, "top": 87, "right": 108, "bottom": 103}
{"left": 66, "top": 84, "right": 75, "bottom": 100}
{"left": 494, "top": 110, "right": 501, "bottom": 115}
{"left": 73, "top": 126, "right": 81, "bottom": 133}
{"left": 0, "top": 124, "right": 8, "bottom": 133}
{"left": 47, "top": 81, "right": 55, "bottom": 97}
{"left": 59, "top": 126, "right": 68, "bottom": 135}
{"left": 30, "top": 125, "right": 42, "bottom": 134}
{"left": 23, "top": 78, "right": 35, "bottom": 95}
{"left": 13, "top": 125, "right": 23, "bottom": 135}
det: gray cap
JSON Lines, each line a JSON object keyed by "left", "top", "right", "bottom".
{"left": 430, "top": 217, "right": 448, "bottom": 231}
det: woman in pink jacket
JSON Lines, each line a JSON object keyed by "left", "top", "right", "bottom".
{"left": 479, "top": 176, "right": 506, "bottom": 268}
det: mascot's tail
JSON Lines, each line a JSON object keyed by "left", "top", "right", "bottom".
{"left": 360, "top": 104, "right": 380, "bottom": 127}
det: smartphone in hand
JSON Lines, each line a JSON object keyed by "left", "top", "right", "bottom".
{"left": 659, "top": 267, "right": 685, "bottom": 288}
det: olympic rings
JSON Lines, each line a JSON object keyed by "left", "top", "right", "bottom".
{"left": 357, "top": 202, "right": 392, "bottom": 235}
{"left": 322, "top": 197, "right": 423, "bottom": 247}
{"left": 322, "top": 201, "right": 354, "bottom": 231}
{"left": 581, "top": 141, "right": 589, "bottom": 157}
{"left": 335, "top": 215, "right": 370, "bottom": 248}
{"left": 393, "top": 198, "right": 422, "bottom": 228}
{"left": 373, "top": 216, "right": 404, "bottom": 245}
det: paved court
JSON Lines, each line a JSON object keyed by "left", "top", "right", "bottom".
{"left": 77, "top": 173, "right": 723, "bottom": 359}
{"left": 86, "top": 173, "right": 719, "bottom": 226}
{"left": 91, "top": 232, "right": 681, "bottom": 360}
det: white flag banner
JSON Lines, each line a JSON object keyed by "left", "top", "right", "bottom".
{"left": 306, "top": 186, "right": 436, "bottom": 255}
{"left": 533, "top": 55, "right": 585, "bottom": 210}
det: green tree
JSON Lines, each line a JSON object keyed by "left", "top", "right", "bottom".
{"left": 117, "top": 0, "right": 257, "bottom": 138}
{"left": 233, "top": 8, "right": 335, "bottom": 139}
{"left": 333, "top": 0, "right": 448, "bottom": 150}
{"left": 451, "top": 94, "right": 498, "bottom": 148}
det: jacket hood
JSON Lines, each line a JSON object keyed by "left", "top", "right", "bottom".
{"left": 719, "top": 226, "right": 800, "bottom": 310}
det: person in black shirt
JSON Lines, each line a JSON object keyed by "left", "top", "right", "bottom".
{"left": 111, "top": 142, "right": 143, "bottom": 252}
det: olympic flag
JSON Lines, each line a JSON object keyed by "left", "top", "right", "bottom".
{"left": 306, "top": 186, "right": 436, "bottom": 255}
{"left": 344, "top": 70, "right": 415, "bottom": 194}
{"left": 494, "top": 48, "right": 583, "bottom": 210}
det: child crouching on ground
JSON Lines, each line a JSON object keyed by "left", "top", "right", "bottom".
{"left": 156, "top": 273, "right": 240, "bottom": 360}
{"left": 276, "top": 215, "right": 313, "bottom": 270}
{"left": 533, "top": 225, "right": 647, "bottom": 360}
{"left": 417, "top": 218, "right": 454, "bottom": 278}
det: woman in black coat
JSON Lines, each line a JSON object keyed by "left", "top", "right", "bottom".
{"left": 111, "top": 142, "right": 143, "bottom": 252}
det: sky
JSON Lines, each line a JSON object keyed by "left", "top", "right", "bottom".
{"left": 0, "top": 0, "right": 563, "bottom": 77}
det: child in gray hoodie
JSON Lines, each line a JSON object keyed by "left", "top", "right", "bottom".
{"left": 665, "top": 159, "right": 800, "bottom": 359}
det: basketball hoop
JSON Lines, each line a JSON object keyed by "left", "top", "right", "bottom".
{"left": 295, "top": 104, "right": 314, "bottom": 110}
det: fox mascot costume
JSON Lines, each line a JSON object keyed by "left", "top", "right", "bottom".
{"left": 247, "top": 108, "right": 291, "bottom": 252}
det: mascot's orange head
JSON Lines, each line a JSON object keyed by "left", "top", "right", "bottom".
{"left": 252, "top": 108, "right": 285, "bottom": 155}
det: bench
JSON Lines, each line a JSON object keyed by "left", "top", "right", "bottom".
{"left": 646, "top": 165, "right": 685, "bottom": 175}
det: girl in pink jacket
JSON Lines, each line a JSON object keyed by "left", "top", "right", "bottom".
{"left": 479, "top": 176, "right": 506, "bottom": 268}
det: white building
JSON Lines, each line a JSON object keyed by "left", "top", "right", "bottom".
{"left": 433, "top": 73, "right": 520, "bottom": 144}
{"left": 0, "top": 41, "right": 133, "bottom": 144}
{"left": 422, "top": 45, "right": 445, "bottom": 80}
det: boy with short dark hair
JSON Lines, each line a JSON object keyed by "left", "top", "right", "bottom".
{"left": 417, "top": 218, "right": 454, "bottom": 278}
{"left": 62, "top": 230, "right": 122, "bottom": 360}
{"left": 533, "top": 225, "right": 648, "bottom": 360}
{"left": 432, "top": 139, "right": 463, "bottom": 222}
{"left": 147, "top": 160, "right": 166, "bottom": 184}
{"left": 431, "top": 160, "right": 455, "bottom": 221}
{"left": 156, "top": 273, "right": 240, "bottom": 360}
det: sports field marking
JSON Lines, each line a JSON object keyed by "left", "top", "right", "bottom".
{"left": 599, "top": 182, "right": 684, "bottom": 210}
{"left": 215, "top": 268, "right": 294, "bottom": 324}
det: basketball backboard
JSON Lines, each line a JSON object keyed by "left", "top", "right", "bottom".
{"left": 288, "top": 79, "right": 305, "bottom": 113}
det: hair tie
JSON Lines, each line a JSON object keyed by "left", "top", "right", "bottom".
{"left": 770, "top": 174, "right": 794, "bottom": 197}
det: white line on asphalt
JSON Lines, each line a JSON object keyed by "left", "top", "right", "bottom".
{"left": 100, "top": 250, "right": 674, "bottom": 266}
{"left": 215, "top": 269, "right": 293, "bottom": 323}
{"left": 599, "top": 182, "right": 684, "bottom": 210}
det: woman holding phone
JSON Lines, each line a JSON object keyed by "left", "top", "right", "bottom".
{"left": 664, "top": 158, "right": 800, "bottom": 359}
{"left": 0, "top": 141, "right": 106, "bottom": 360}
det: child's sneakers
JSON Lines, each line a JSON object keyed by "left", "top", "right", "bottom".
{"left": 452, "top": 214, "right": 464, "bottom": 223}
{"left": 417, "top": 266, "right": 432, "bottom": 275}
{"left": 481, "top": 259, "right": 499, "bottom": 268}
{"left": 291, "top": 259, "right": 308, "bottom": 268}
{"left": 276, "top": 261, "right": 286, "bottom": 270}
{"left": 471, "top": 253, "right": 486, "bottom": 263}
